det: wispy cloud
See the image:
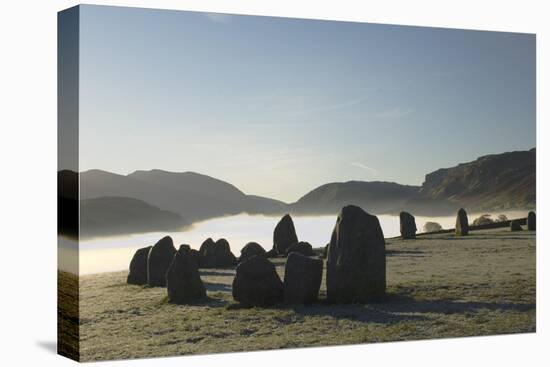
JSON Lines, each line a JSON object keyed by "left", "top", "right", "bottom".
{"left": 376, "top": 107, "right": 414, "bottom": 119}
{"left": 351, "top": 162, "right": 379, "bottom": 177}
{"left": 204, "top": 12, "right": 233, "bottom": 24}
{"left": 298, "top": 95, "right": 370, "bottom": 115}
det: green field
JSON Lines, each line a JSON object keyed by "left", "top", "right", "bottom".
{"left": 59, "top": 228, "right": 536, "bottom": 361}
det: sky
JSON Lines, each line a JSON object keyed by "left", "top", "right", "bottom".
{"left": 75, "top": 5, "right": 536, "bottom": 203}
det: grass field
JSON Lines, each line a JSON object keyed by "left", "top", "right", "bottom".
{"left": 58, "top": 227, "right": 536, "bottom": 361}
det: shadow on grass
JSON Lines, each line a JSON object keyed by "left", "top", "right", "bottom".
{"left": 379, "top": 295, "right": 535, "bottom": 315}
{"left": 386, "top": 249, "right": 426, "bottom": 257}
{"left": 291, "top": 302, "right": 428, "bottom": 324}
{"left": 289, "top": 292, "right": 535, "bottom": 324}
{"left": 417, "top": 232, "right": 535, "bottom": 242}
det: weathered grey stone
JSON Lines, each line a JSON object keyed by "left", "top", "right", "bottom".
{"left": 400, "top": 211, "right": 417, "bottom": 239}
{"left": 127, "top": 246, "right": 151, "bottom": 285}
{"left": 284, "top": 252, "right": 323, "bottom": 304}
{"left": 273, "top": 214, "right": 298, "bottom": 255}
{"left": 285, "top": 241, "right": 314, "bottom": 257}
{"left": 326, "top": 205, "right": 386, "bottom": 303}
{"left": 199, "top": 238, "right": 215, "bottom": 257}
{"left": 321, "top": 244, "right": 329, "bottom": 259}
{"left": 166, "top": 245, "right": 206, "bottom": 304}
{"left": 147, "top": 236, "right": 177, "bottom": 287}
{"left": 455, "top": 208, "right": 469, "bottom": 236}
{"left": 200, "top": 238, "right": 237, "bottom": 268}
{"left": 239, "top": 242, "right": 266, "bottom": 263}
{"left": 527, "top": 211, "right": 536, "bottom": 231}
{"left": 178, "top": 244, "right": 200, "bottom": 269}
{"left": 232, "top": 255, "right": 283, "bottom": 307}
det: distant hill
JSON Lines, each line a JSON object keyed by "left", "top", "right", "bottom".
{"left": 80, "top": 196, "right": 185, "bottom": 238}
{"left": 61, "top": 147, "right": 535, "bottom": 238}
{"left": 289, "top": 148, "right": 535, "bottom": 216}
{"left": 290, "top": 181, "right": 420, "bottom": 215}
{"left": 419, "top": 148, "right": 535, "bottom": 211}
{"left": 80, "top": 169, "right": 287, "bottom": 224}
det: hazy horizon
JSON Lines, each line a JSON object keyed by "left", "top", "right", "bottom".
{"left": 72, "top": 5, "right": 536, "bottom": 202}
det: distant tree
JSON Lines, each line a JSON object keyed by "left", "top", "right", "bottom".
{"left": 496, "top": 214, "right": 508, "bottom": 222}
{"left": 423, "top": 221, "right": 443, "bottom": 233}
{"left": 472, "top": 214, "right": 494, "bottom": 226}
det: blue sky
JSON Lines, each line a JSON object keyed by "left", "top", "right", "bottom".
{"left": 78, "top": 5, "right": 535, "bottom": 202}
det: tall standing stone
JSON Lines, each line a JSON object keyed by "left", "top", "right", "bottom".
{"left": 232, "top": 255, "right": 283, "bottom": 307}
{"left": 166, "top": 245, "right": 206, "bottom": 304}
{"left": 200, "top": 238, "right": 237, "bottom": 268}
{"left": 273, "top": 214, "right": 298, "bottom": 255}
{"left": 455, "top": 208, "right": 469, "bottom": 236}
{"left": 284, "top": 252, "right": 323, "bottom": 304}
{"left": 326, "top": 205, "right": 386, "bottom": 303}
{"left": 147, "top": 236, "right": 176, "bottom": 287}
{"left": 127, "top": 246, "right": 152, "bottom": 285}
{"left": 399, "top": 211, "right": 417, "bottom": 239}
{"left": 527, "top": 211, "right": 536, "bottom": 231}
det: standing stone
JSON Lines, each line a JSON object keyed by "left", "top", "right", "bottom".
{"left": 284, "top": 252, "right": 323, "bottom": 304}
{"left": 273, "top": 214, "right": 298, "bottom": 255}
{"left": 399, "top": 211, "right": 417, "bottom": 239}
{"left": 200, "top": 238, "right": 237, "bottom": 268}
{"left": 455, "top": 208, "right": 469, "bottom": 236}
{"left": 239, "top": 242, "right": 266, "bottom": 263}
{"left": 178, "top": 244, "right": 200, "bottom": 269}
{"left": 321, "top": 244, "right": 329, "bottom": 259}
{"left": 147, "top": 236, "right": 177, "bottom": 287}
{"left": 166, "top": 245, "right": 206, "bottom": 304}
{"left": 127, "top": 246, "right": 152, "bottom": 285}
{"left": 199, "top": 238, "right": 215, "bottom": 257}
{"left": 527, "top": 211, "right": 536, "bottom": 231}
{"left": 510, "top": 219, "right": 523, "bottom": 232}
{"left": 326, "top": 205, "right": 386, "bottom": 303}
{"left": 285, "top": 241, "right": 314, "bottom": 257}
{"left": 232, "top": 255, "right": 283, "bottom": 307}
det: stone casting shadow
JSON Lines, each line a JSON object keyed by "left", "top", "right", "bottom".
{"left": 291, "top": 293, "right": 534, "bottom": 325}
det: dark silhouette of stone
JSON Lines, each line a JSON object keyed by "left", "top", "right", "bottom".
{"left": 178, "top": 244, "right": 200, "bottom": 269}
{"left": 232, "top": 255, "right": 283, "bottom": 307}
{"left": 399, "top": 211, "right": 417, "bottom": 239}
{"left": 510, "top": 219, "right": 523, "bottom": 232}
{"left": 127, "top": 246, "right": 152, "bottom": 285}
{"left": 527, "top": 211, "right": 536, "bottom": 231}
{"left": 455, "top": 208, "right": 469, "bottom": 236}
{"left": 285, "top": 241, "right": 314, "bottom": 257}
{"left": 147, "top": 236, "right": 177, "bottom": 287}
{"left": 326, "top": 205, "right": 386, "bottom": 303}
{"left": 284, "top": 252, "right": 323, "bottom": 304}
{"left": 199, "top": 238, "right": 215, "bottom": 257}
{"left": 265, "top": 248, "right": 278, "bottom": 258}
{"left": 200, "top": 238, "right": 237, "bottom": 268}
{"left": 321, "top": 244, "right": 329, "bottom": 259}
{"left": 239, "top": 242, "right": 266, "bottom": 263}
{"left": 273, "top": 214, "right": 298, "bottom": 255}
{"left": 166, "top": 245, "right": 206, "bottom": 304}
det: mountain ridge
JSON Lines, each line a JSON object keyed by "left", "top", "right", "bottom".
{"left": 60, "top": 148, "right": 535, "bottom": 238}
